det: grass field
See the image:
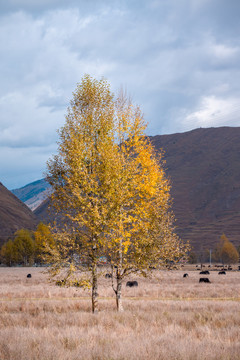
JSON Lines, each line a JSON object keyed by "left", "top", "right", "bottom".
{"left": 0, "top": 266, "right": 240, "bottom": 359}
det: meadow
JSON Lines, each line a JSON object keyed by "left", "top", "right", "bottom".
{"left": 0, "top": 266, "right": 240, "bottom": 360}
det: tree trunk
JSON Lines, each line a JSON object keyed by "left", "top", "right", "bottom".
{"left": 116, "top": 275, "right": 124, "bottom": 312}
{"left": 92, "top": 261, "right": 98, "bottom": 314}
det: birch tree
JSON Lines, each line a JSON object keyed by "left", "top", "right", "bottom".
{"left": 213, "top": 233, "right": 239, "bottom": 265}
{"left": 105, "top": 95, "right": 188, "bottom": 311}
{"left": 46, "top": 75, "right": 188, "bottom": 313}
{"left": 47, "top": 75, "right": 117, "bottom": 313}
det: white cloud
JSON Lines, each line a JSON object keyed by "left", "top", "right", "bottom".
{"left": 212, "top": 44, "right": 238, "bottom": 60}
{"left": 183, "top": 96, "right": 240, "bottom": 130}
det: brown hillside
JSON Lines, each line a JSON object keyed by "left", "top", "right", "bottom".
{"left": 34, "top": 198, "right": 52, "bottom": 223}
{"left": 150, "top": 126, "right": 240, "bottom": 252}
{"left": 0, "top": 182, "right": 37, "bottom": 245}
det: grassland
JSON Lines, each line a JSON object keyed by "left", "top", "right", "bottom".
{"left": 0, "top": 266, "right": 240, "bottom": 359}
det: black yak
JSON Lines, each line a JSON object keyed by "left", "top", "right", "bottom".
{"left": 199, "top": 278, "right": 211, "bottom": 283}
{"left": 105, "top": 273, "right": 112, "bottom": 279}
{"left": 126, "top": 281, "right": 138, "bottom": 287}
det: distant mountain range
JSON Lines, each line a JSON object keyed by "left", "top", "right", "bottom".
{"left": 1, "top": 126, "right": 240, "bottom": 253}
{"left": 11, "top": 178, "right": 51, "bottom": 211}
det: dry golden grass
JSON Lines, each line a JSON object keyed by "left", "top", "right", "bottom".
{"left": 0, "top": 266, "right": 240, "bottom": 359}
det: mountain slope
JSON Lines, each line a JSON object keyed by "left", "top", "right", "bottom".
{"left": 12, "top": 178, "right": 51, "bottom": 211}
{"left": 150, "top": 126, "right": 240, "bottom": 251}
{"left": 0, "top": 182, "right": 37, "bottom": 245}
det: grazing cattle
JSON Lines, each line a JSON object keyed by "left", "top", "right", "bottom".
{"left": 218, "top": 271, "right": 226, "bottom": 275}
{"left": 105, "top": 273, "right": 112, "bottom": 279}
{"left": 199, "top": 278, "right": 211, "bottom": 283}
{"left": 126, "top": 281, "right": 138, "bottom": 287}
{"left": 200, "top": 270, "right": 210, "bottom": 275}
{"left": 183, "top": 273, "right": 188, "bottom": 278}
{"left": 228, "top": 266, "right": 232, "bottom": 271}
{"left": 27, "top": 274, "right": 32, "bottom": 278}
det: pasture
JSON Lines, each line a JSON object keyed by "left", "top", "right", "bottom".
{"left": 0, "top": 266, "right": 240, "bottom": 359}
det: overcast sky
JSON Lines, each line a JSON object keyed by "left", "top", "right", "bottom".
{"left": 1, "top": 0, "right": 240, "bottom": 189}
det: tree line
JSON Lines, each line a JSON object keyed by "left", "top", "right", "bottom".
{"left": 0, "top": 223, "right": 54, "bottom": 266}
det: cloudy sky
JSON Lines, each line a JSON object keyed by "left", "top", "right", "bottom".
{"left": 1, "top": 0, "right": 240, "bottom": 189}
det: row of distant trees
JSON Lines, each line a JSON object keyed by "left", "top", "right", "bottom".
{"left": 188, "top": 233, "right": 239, "bottom": 265}
{"left": 2, "top": 228, "right": 238, "bottom": 267}
{"left": 0, "top": 223, "right": 54, "bottom": 266}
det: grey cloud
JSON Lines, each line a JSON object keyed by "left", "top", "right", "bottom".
{"left": 1, "top": 0, "right": 240, "bottom": 188}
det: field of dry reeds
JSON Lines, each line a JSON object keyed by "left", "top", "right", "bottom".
{"left": 0, "top": 266, "right": 240, "bottom": 360}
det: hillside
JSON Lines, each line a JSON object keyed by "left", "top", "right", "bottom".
{"left": 23, "top": 126, "right": 240, "bottom": 253}
{"left": 150, "top": 126, "right": 240, "bottom": 252}
{"left": 0, "top": 182, "right": 37, "bottom": 245}
{"left": 12, "top": 178, "right": 51, "bottom": 211}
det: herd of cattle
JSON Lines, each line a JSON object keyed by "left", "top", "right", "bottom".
{"left": 26, "top": 265, "right": 238, "bottom": 286}
{"left": 184, "top": 267, "right": 229, "bottom": 284}
{"left": 104, "top": 266, "right": 236, "bottom": 286}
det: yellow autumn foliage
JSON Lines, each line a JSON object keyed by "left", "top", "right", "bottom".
{"left": 46, "top": 75, "right": 189, "bottom": 312}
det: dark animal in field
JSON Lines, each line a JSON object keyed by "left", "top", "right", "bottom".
{"left": 200, "top": 270, "right": 210, "bottom": 275}
{"left": 199, "top": 278, "right": 211, "bottom": 283}
{"left": 27, "top": 274, "right": 32, "bottom": 278}
{"left": 183, "top": 273, "right": 188, "bottom": 278}
{"left": 218, "top": 271, "right": 226, "bottom": 275}
{"left": 228, "top": 266, "right": 232, "bottom": 271}
{"left": 105, "top": 273, "right": 112, "bottom": 279}
{"left": 126, "top": 281, "right": 138, "bottom": 287}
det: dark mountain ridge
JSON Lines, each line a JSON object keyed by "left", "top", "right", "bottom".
{"left": 150, "top": 126, "right": 240, "bottom": 252}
